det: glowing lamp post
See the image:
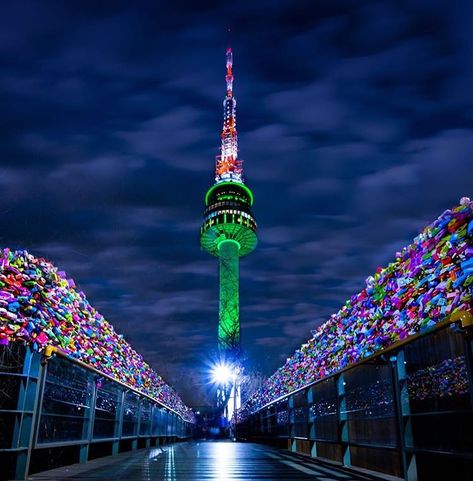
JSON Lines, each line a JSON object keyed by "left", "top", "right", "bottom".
{"left": 211, "top": 362, "right": 240, "bottom": 440}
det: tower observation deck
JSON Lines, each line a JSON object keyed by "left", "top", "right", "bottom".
{"left": 200, "top": 48, "right": 257, "bottom": 361}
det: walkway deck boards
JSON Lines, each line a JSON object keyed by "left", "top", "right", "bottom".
{"left": 28, "top": 441, "right": 393, "bottom": 481}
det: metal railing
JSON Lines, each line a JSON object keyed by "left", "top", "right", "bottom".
{"left": 0, "top": 345, "right": 194, "bottom": 481}
{"left": 237, "top": 311, "right": 473, "bottom": 480}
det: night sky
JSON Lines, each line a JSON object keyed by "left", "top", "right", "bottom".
{"left": 1, "top": 0, "right": 472, "bottom": 405}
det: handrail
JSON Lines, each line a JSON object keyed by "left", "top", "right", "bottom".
{"left": 248, "top": 310, "right": 472, "bottom": 415}
{"left": 42, "top": 346, "right": 191, "bottom": 423}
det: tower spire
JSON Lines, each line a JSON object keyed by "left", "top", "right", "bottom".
{"left": 215, "top": 47, "right": 243, "bottom": 184}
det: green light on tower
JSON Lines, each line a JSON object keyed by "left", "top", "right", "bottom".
{"left": 201, "top": 183, "right": 257, "bottom": 356}
{"left": 218, "top": 239, "right": 241, "bottom": 350}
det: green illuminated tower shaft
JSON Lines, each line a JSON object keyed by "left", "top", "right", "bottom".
{"left": 218, "top": 239, "right": 240, "bottom": 349}
{"left": 200, "top": 48, "right": 257, "bottom": 360}
{"left": 201, "top": 182, "right": 257, "bottom": 357}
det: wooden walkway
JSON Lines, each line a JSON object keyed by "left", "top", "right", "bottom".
{"left": 28, "top": 441, "right": 397, "bottom": 481}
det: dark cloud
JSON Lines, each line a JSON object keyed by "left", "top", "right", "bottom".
{"left": 0, "top": 0, "right": 472, "bottom": 406}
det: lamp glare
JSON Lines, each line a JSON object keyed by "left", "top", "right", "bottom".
{"left": 212, "top": 364, "right": 233, "bottom": 384}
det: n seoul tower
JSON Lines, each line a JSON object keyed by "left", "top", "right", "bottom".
{"left": 200, "top": 48, "right": 257, "bottom": 407}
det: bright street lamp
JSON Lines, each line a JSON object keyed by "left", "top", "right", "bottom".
{"left": 211, "top": 363, "right": 234, "bottom": 385}
{"left": 209, "top": 361, "right": 241, "bottom": 440}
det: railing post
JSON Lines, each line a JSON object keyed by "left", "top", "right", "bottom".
{"left": 79, "top": 373, "right": 97, "bottom": 464}
{"left": 131, "top": 396, "right": 140, "bottom": 451}
{"left": 113, "top": 388, "right": 125, "bottom": 456}
{"left": 451, "top": 312, "right": 473, "bottom": 410}
{"left": 266, "top": 408, "right": 271, "bottom": 436}
{"left": 337, "top": 373, "right": 350, "bottom": 466}
{"left": 132, "top": 398, "right": 141, "bottom": 451}
{"left": 307, "top": 387, "right": 317, "bottom": 458}
{"left": 150, "top": 404, "right": 158, "bottom": 447}
{"left": 461, "top": 330, "right": 473, "bottom": 411}
{"left": 392, "top": 349, "right": 417, "bottom": 481}
{"left": 14, "top": 350, "right": 46, "bottom": 481}
{"left": 288, "top": 395, "right": 296, "bottom": 452}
